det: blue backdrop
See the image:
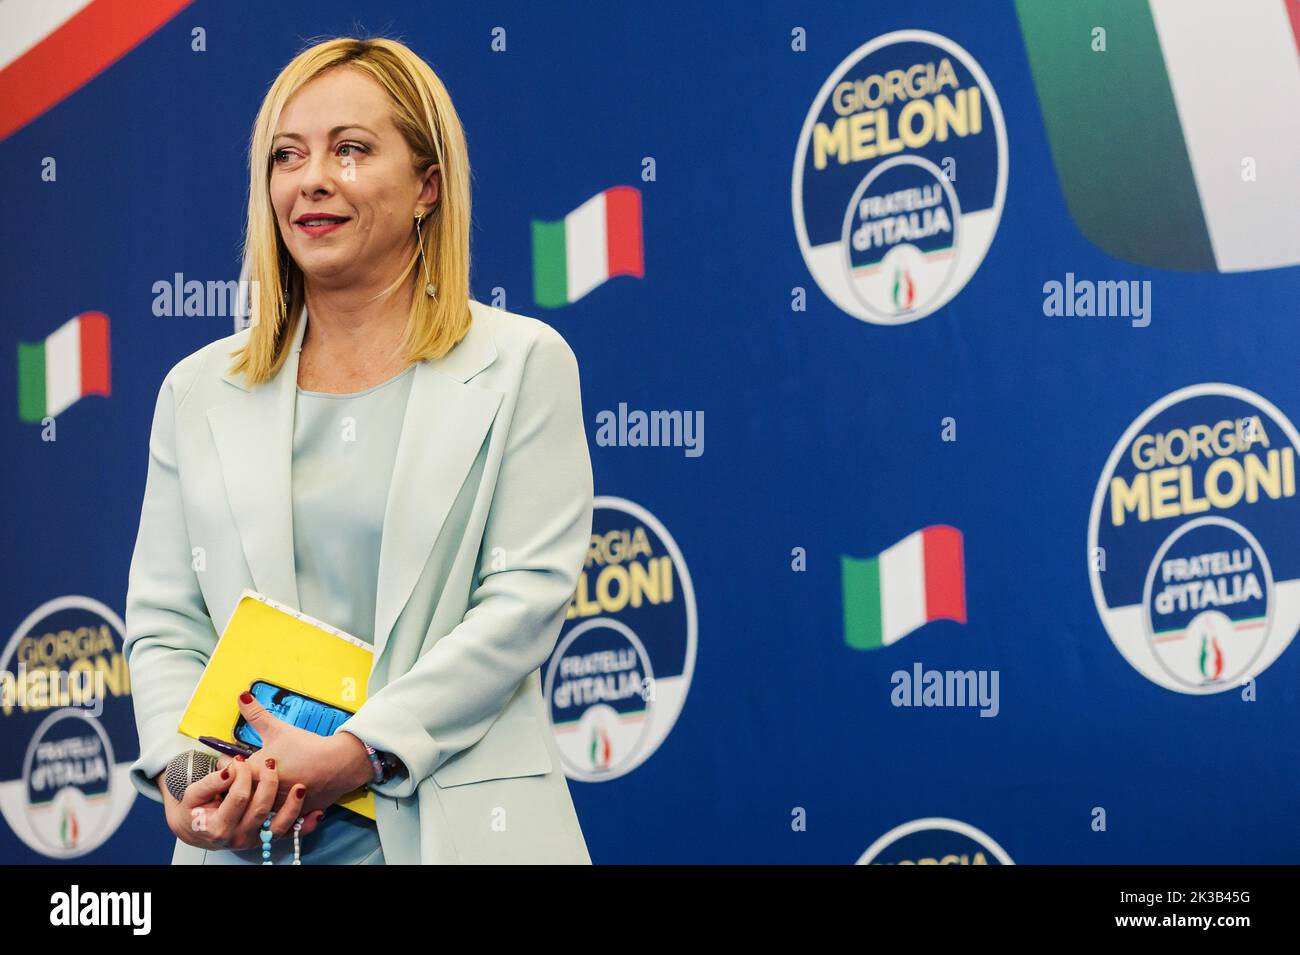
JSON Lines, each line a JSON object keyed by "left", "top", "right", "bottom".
{"left": 2, "top": 0, "right": 1298, "bottom": 864}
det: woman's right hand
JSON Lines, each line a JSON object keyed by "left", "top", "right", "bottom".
{"left": 160, "top": 757, "right": 325, "bottom": 851}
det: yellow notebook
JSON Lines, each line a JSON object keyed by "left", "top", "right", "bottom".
{"left": 177, "top": 589, "right": 377, "bottom": 820}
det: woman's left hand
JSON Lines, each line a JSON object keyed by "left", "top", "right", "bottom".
{"left": 231, "top": 692, "right": 376, "bottom": 817}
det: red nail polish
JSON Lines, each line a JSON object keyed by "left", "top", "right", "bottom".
{"left": 239, "top": 691, "right": 253, "bottom": 704}
{"left": 266, "top": 758, "right": 276, "bottom": 770}
{"left": 221, "top": 769, "right": 229, "bottom": 780}
{"left": 294, "top": 785, "right": 305, "bottom": 798}
{"left": 235, "top": 754, "right": 245, "bottom": 762}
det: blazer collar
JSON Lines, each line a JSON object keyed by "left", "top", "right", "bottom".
{"left": 208, "top": 302, "right": 503, "bottom": 659}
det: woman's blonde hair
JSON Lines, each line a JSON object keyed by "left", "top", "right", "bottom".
{"left": 228, "top": 36, "right": 473, "bottom": 386}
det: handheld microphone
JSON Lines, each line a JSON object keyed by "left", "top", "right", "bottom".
{"left": 163, "top": 749, "right": 219, "bottom": 803}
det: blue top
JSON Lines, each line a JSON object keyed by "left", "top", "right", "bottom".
{"left": 202, "top": 356, "right": 415, "bottom": 865}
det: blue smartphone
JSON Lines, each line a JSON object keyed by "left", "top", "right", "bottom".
{"left": 233, "top": 680, "right": 353, "bottom": 748}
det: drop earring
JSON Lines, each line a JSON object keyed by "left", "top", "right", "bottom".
{"left": 414, "top": 210, "right": 436, "bottom": 298}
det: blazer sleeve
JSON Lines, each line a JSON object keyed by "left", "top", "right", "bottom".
{"left": 335, "top": 326, "right": 594, "bottom": 799}
{"left": 123, "top": 359, "right": 220, "bottom": 804}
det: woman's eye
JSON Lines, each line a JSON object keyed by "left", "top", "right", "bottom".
{"left": 270, "top": 143, "right": 366, "bottom": 164}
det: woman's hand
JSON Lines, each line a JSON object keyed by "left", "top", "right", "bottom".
{"left": 233, "top": 692, "right": 376, "bottom": 818}
{"left": 161, "top": 757, "right": 325, "bottom": 851}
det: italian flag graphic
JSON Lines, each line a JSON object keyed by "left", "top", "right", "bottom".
{"left": 0, "top": 0, "right": 193, "bottom": 142}
{"left": 18, "top": 312, "right": 111, "bottom": 422}
{"left": 1016, "top": 0, "right": 1300, "bottom": 271}
{"left": 532, "top": 186, "right": 644, "bottom": 308}
{"left": 841, "top": 525, "right": 967, "bottom": 650}
{"left": 589, "top": 723, "right": 612, "bottom": 769}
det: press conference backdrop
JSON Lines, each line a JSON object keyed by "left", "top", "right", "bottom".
{"left": 3, "top": 0, "right": 1298, "bottom": 865}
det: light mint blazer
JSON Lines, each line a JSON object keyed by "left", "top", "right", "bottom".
{"left": 123, "top": 299, "right": 594, "bottom": 864}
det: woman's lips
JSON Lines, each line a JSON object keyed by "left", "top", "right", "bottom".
{"left": 294, "top": 216, "right": 350, "bottom": 237}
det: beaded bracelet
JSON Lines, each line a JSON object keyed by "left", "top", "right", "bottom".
{"left": 261, "top": 812, "right": 305, "bottom": 865}
{"left": 363, "top": 742, "right": 386, "bottom": 783}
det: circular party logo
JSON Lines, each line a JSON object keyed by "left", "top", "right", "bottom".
{"left": 544, "top": 497, "right": 696, "bottom": 782}
{"left": 857, "top": 818, "right": 1013, "bottom": 865}
{"left": 1088, "top": 385, "right": 1300, "bottom": 694}
{"left": 0, "top": 596, "right": 138, "bottom": 857}
{"left": 792, "top": 31, "right": 1007, "bottom": 325}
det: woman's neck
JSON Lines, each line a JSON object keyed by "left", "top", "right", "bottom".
{"left": 296, "top": 276, "right": 416, "bottom": 392}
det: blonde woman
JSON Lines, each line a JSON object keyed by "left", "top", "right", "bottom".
{"left": 123, "top": 37, "right": 594, "bottom": 864}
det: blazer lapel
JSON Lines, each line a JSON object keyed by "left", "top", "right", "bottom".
{"left": 207, "top": 310, "right": 309, "bottom": 611}
{"left": 373, "top": 307, "right": 502, "bottom": 659}
{"left": 206, "top": 302, "right": 503, "bottom": 662}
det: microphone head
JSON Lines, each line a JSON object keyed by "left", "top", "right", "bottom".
{"left": 164, "top": 750, "right": 219, "bottom": 803}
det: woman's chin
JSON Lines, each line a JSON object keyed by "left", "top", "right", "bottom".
{"left": 295, "top": 256, "right": 360, "bottom": 286}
